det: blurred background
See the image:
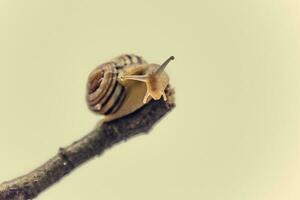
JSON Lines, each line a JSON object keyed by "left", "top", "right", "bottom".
{"left": 0, "top": 0, "right": 300, "bottom": 199}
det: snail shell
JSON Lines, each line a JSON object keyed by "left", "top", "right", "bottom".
{"left": 86, "top": 54, "right": 146, "bottom": 117}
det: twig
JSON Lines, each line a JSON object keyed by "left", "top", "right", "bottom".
{"left": 0, "top": 94, "right": 175, "bottom": 200}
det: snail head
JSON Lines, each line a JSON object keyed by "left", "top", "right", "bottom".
{"left": 120, "top": 56, "right": 175, "bottom": 103}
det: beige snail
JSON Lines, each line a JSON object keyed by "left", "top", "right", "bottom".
{"left": 86, "top": 54, "right": 174, "bottom": 121}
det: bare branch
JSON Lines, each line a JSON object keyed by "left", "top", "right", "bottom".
{"left": 0, "top": 89, "right": 175, "bottom": 200}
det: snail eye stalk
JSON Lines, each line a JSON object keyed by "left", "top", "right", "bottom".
{"left": 155, "top": 56, "right": 175, "bottom": 74}
{"left": 120, "top": 74, "right": 149, "bottom": 82}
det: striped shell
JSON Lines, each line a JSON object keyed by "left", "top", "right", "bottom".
{"left": 86, "top": 54, "right": 146, "bottom": 115}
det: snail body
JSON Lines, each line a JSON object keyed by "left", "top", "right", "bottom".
{"left": 86, "top": 54, "right": 174, "bottom": 121}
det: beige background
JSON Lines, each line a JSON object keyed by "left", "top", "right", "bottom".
{"left": 0, "top": 0, "right": 300, "bottom": 199}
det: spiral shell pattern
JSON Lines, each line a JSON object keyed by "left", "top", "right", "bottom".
{"left": 86, "top": 54, "right": 146, "bottom": 115}
{"left": 111, "top": 54, "right": 146, "bottom": 68}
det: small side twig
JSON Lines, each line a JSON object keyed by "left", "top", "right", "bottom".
{"left": 0, "top": 92, "right": 175, "bottom": 200}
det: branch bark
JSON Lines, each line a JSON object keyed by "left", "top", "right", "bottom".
{"left": 0, "top": 93, "right": 175, "bottom": 200}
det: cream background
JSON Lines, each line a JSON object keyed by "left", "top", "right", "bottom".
{"left": 0, "top": 0, "right": 300, "bottom": 199}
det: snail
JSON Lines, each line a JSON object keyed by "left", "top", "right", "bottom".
{"left": 86, "top": 54, "right": 174, "bottom": 121}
